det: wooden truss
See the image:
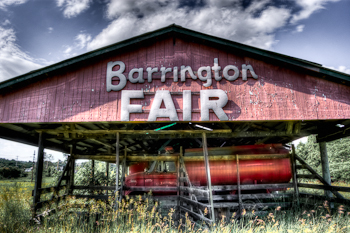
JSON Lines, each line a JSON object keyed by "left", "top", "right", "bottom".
{"left": 31, "top": 128, "right": 350, "bottom": 224}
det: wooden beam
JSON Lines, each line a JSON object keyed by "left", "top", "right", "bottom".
{"left": 73, "top": 185, "right": 116, "bottom": 191}
{"left": 179, "top": 186, "right": 209, "bottom": 197}
{"left": 115, "top": 132, "right": 120, "bottom": 209}
{"left": 180, "top": 206, "right": 213, "bottom": 223}
{"left": 37, "top": 129, "right": 231, "bottom": 135}
{"left": 298, "top": 183, "right": 350, "bottom": 192}
{"left": 73, "top": 153, "right": 290, "bottom": 162}
{"left": 120, "top": 148, "right": 127, "bottom": 202}
{"left": 296, "top": 174, "right": 317, "bottom": 179}
{"left": 291, "top": 145, "right": 299, "bottom": 205}
{"left": 192, "top": 183, "right": 293, "bottom": 191}
{"left": 67, "top": 144, "right": 75, "bottom": 195}
{"left": 124, "top": 186, "right": 178, "bottom": 192}
{"left": 319, "top": 142, "right": 333, "bottom": 199}
{"left": 179, "top": 196, "right": 210, "bottom": 210}
{"left": 236, "top": 153, "right": 242, "bottom": 215}
{"left": 295, "top": 155, "right": 345, "bottom": 199}
{"left": 202, "top": 132, "right": 215, "bottom": 222}
{"left": 33, "top": 132, "right": 44, "bottom": 216}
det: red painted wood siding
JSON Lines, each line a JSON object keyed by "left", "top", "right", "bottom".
{"left": 1, "top": 36, "right": 350, "bottom": 123}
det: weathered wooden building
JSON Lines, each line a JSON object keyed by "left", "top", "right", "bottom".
{"left": 1, "top": 25, "right": 350, "bottom": 222}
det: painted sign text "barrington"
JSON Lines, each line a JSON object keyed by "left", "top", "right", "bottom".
{"left": 107, "top": 58, "right": 258, "bottom": 92}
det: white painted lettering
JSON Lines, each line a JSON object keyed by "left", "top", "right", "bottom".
{"left": 128, "top": 68, "right": 144, "bottom": 83}
{"left": 198, "top": 66, "right": 212, "bottom": 87}
{"left": 148, "top": 90, "right": 179, "bottom": 121}
{"left": 242, "top": 64, "right": 258, "bottom": 80}
{"left": 180, "top": 66, "right": 197, "bottom": 82}
{"left": 200, "top": 90, "right": 228, "bottom": 121}
{"left": 146, "top": 67, "right": 158, "bottom": 82}
{"left": 121, "top": 90, "right": 144, "bottom": 121}
{"left": 106, "top": 61, "right": 127, "bottom": 92}
{"left": 223, "top": 65, "right": 239, "bottom": 81}
{"left": 160, "top": 67, "right": 172, "bottom": 82}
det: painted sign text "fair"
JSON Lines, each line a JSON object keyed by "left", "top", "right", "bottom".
{"left": 121, "top": 89, "right": 228, "bottom": 121}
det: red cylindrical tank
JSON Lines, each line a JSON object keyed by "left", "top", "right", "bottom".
{"left": 185, "top": 144, "right": 291, "bottom": 186}
{"left": 124, "top": 144, "right": 292, "bottom": 195}
{"left": 185, "top": 158, "right": 291, "bottom": 186}
{"left": 129, "top": 162, "right": 149, "bottom": 174}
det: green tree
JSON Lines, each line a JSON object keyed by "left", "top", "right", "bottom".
{"left": 296, "top": 135, "right": 350, "bottom": 182}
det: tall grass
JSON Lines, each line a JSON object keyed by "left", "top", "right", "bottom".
{"left": 1, "top": 182, "right": 350, "bottom": 232}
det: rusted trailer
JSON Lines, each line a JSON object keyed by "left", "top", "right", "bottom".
{"left": 1, "top": 25, "right": 350, "bottom": 222}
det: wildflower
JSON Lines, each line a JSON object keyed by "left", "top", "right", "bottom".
{"left": 275, "top": 206, "right": 281, "bottom": 211}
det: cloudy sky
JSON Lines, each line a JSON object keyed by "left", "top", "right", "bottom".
{"left": 0, "top": 0, "right": 349, "bottom": 161}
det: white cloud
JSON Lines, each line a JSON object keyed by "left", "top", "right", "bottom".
{"left": 0, "top": 0, "right": 28, "bottom": 10}
{"left": 338, "top": 66, "right": 350, "bottom": 74}
{"left": 326, "top": 65, "right": 350, "bottom": 74}
{"left": 87, "top": 0, "right": 342, "bottom": 52}
{"left": 56, "top": 0, "right": 91, "bottom": 18}
{"left": 2, "top": 19, "right": 11, "bottom": 26}
{"left": 89, "top": 0, "right": 291, "bottom": 51}
{"left": 291, "top": 0, "right": 340, "bottom": 23}
{"left": 48, "top": 27, "right": 54, "bottom": 33}
{"left": 0, "top": 26, "right": 42, "bottom": 82}
{"left": 75, "top": 33, "right": 91, "bottom": 49}
{"left": 294, "top": 24, "right": 305, "bottom": 33}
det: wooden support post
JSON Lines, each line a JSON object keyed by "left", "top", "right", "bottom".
{"left": 33, "top": 132, "right": 44, "bottom": 217}
{"left": 106, "top": 162, "right": 109, "bottom": 195}
{"left": 319, "top": 142, "right": 333, "bottom": 201}
{"left": 68, "top": 144, "right": 75, "bottom": 195}
{"left": 236, "top": 155, "right": 242, "bottom": 217}
{"left": 202, "top": 133, "right": 215, "bottom": 222}
{"left": 115, "top": 132, "right": 120, "bottom": 209}
{"left": 291, "top": 145, "right": 300, "bottom": 205}
{"left": 177, "top": 147, "right": 181, "bottom": 219}
{"left": 119, "top": 147, "right": 127, "bottom": 202}
{"left": 91, "top": 160, "right": 95, "bottom": 186}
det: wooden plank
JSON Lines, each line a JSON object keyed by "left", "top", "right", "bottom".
{"left": 295, "top": 155, "right": 345, "bottom": 199}
{"left": 37, "top": 129, "right": 232, "bottom": 134}
{"left": 236, "top": 153, "right": 242, "bottom": 215}
{"left": 298, "top": 183, "right": 350, "bottom": 192}
{"left": 179, "top": 186, "right": 209, "bottom": 197}
{"left": 180, "top": 206, "right": 213, "bottom": 223}
{"left": 296, "top": 174, "right": 317, "bottom": 179}
{"left": 196, "top": 193, "right": 293, "bottom": 201}
{"left": 198, "top": 183, "right": 293, "bottom": 191}
{"left": 73, "top": 185, "right": 116, "bottom": 190}
{"left": 179, "top": 196, "right": 210, "bottom": 210}
{"left": 115, "top": 132, "right": 120, "bottom": 207}
{"left": 35, "top": 194, "right": 67, "bottom": 210}
{"left": 202, "top": 133, "right": 215, "bottom": 222}
{"left": 291, "top": 145, "right": 299, "bottom": 205}
{"left": 72, "top": 194, "right": 112, "bottom": 200}
{"left": 33, "top": 132, "right": 44, "bottom": 216}
{"left": 73, "top": 153, "right": 289, "bottom": 161}
{"left": 120, "top": 148, "right": 127, "bottom": 202}
{"left": 124, "top": 186, "right": 178, "bottom": 192}
{"left": 319, "top": 142, "right": 332, "bottom": 199}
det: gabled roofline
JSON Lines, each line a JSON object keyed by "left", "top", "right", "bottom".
{"left": 1, "top": 24, "right": 349, "bottom": 92}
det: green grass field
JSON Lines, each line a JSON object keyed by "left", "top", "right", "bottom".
{"left": 1, "top": 179, "right": 350, "bottom": 233}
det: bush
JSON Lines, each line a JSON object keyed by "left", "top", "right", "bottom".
{"left": 0, "top": 166, "right": 24, "bottom": 179}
